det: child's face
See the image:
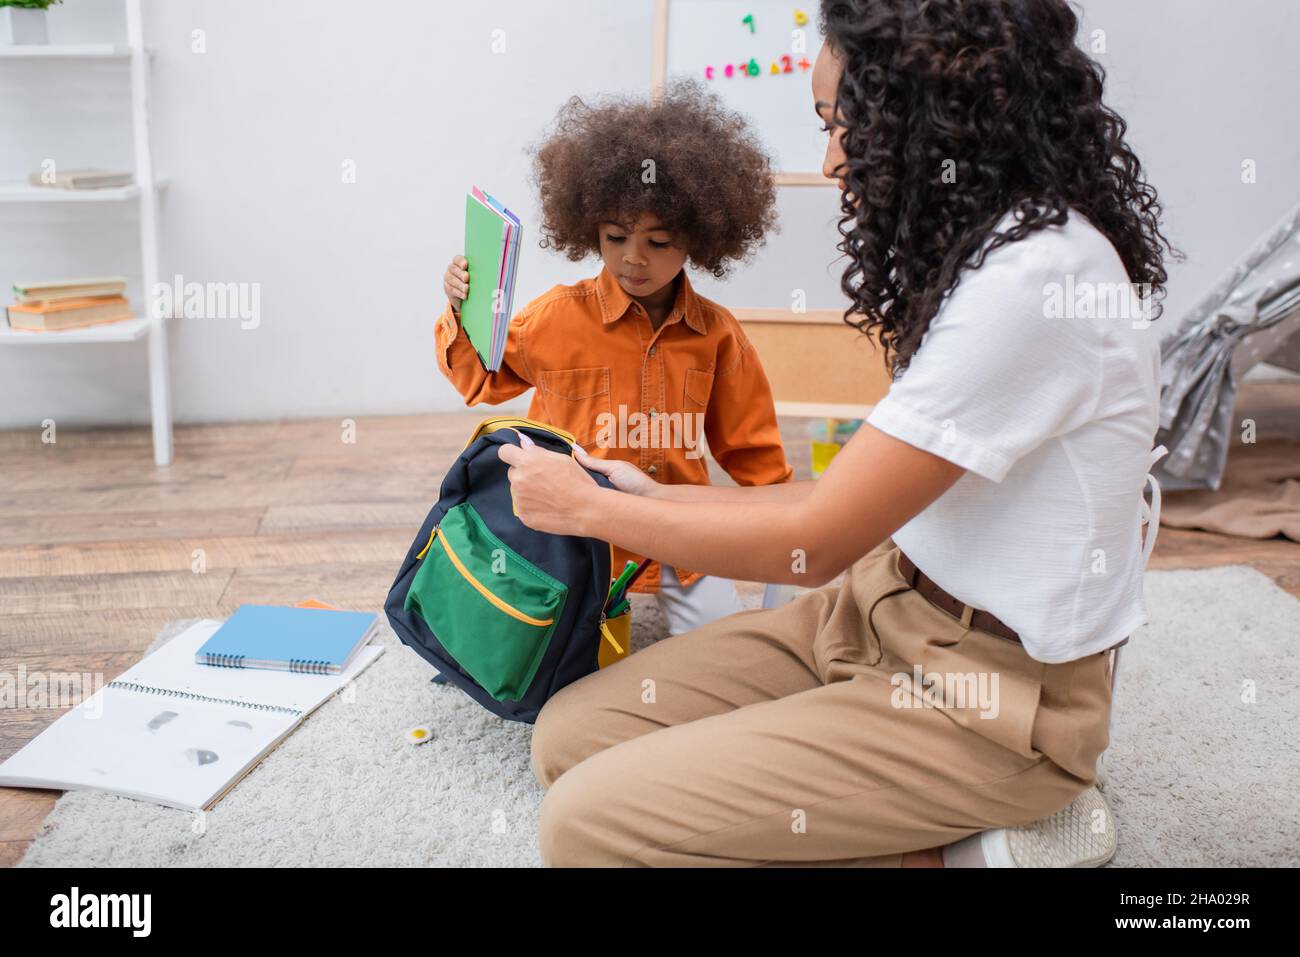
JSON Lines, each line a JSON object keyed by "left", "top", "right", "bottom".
{"left": 598, "top": 216, "right": 689, "bottom": 300}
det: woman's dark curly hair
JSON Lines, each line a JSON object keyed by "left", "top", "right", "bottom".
{"left": 820, "top": 0, "right": 1178, "bottom": 374}
{"left": 530, "top": 80, "right": 777, "bottom": 278}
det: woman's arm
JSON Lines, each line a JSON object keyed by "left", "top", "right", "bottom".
{"left": 502, "top": 424, "right": 965, "bottom": 586}
{"left": 647, "top": 479, "right": 817, "bottom": 504}
{"left": 573, "top": 446, "right": 814, "bottom": 504}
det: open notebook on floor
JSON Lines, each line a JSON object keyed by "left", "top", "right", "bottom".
{"left": 0, "top": 619, "right": 384, "bottom": 811}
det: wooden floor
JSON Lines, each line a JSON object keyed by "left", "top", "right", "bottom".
{"left": 2, "top": 382, "right": 1297, "bottom": 866}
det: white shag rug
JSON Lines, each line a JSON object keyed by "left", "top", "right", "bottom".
{"left": 18, "top": 565, "right": 1300, "bottom": 867}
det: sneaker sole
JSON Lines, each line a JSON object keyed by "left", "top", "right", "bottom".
{"left": 1004, "top": 786, "right": 1117, "bottom": 867}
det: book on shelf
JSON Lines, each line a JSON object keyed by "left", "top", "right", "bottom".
{"left": 6, "top": 296, "right": 134, "bottom": 332}
{"left": 13, "top": 277, "right": 128, "bottom": 304}
{"left": 27, "top": 169, "right": 134, "bottom": 190}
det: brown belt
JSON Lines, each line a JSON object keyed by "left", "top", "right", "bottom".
{"left": 896, "top": 550, "right": 1022, "bottom": 644}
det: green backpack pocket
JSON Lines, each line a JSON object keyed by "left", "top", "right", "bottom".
{"left": 404, "top": 502, "right": 568, "bottom": 701}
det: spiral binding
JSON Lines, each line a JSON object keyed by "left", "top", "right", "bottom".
{"left": 200, "top": 653, "right": 246, "bottom": 668}
{"left": 108, "top": 680, "right": 302, "bottom": 717}
{"left": 197, "top": 655, "right": 334, "bottom": 675}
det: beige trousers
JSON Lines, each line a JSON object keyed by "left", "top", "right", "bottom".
{"left": 531, "top": 539, "right": 1115, "bottom": 866}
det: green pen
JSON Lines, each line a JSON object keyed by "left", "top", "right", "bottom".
{"left": 606, "top": 560, "right": 637, "bottom": 606}
{"left": 609, "top": 597, "right": 631, "bottom": 618}
{"left": 608, "top": 558, "right": 652, "bottom": 608}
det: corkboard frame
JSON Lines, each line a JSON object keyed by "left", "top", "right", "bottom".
{"left": 651, "top": 0, "right": 836, "bottom": 187}
{"left": 734, "top": 307, "right": 892, "bottom": 419}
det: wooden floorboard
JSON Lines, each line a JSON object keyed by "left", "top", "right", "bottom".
{"left": 1, "top": 384, "right": 1296, "bottom": 864}
{"left": 0, "top": 507, "right": 269, "bottom": 547}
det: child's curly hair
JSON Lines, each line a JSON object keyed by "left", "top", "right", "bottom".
{"left": 530, "top": 80, "right": 778, "bottom": 279}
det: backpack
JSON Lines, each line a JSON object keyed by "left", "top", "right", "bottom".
{"left": 384, "top": 416, "right": 618, "bottom": 723}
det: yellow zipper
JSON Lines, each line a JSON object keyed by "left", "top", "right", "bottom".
{"left": 415, "top": 525, "right": 438, "bottom": 560}
{"left": 430, "top": 527, "right": 555, "bottom": 628}
{"left": 465, "top": 416, "right": 577, "bottom": 451}
{"left": 599, "top": 615, "right": 624, "bottom": 655}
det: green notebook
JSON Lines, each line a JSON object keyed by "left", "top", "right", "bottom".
{"left": 461, "top": 188, "right": 520, "bottom": 371}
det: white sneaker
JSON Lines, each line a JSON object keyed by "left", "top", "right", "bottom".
{"left": 974, "top": 786, "right": 1117, "bottom": 868}
{"left": 1095, "top": 749, "right": 1109, "bottom": 792}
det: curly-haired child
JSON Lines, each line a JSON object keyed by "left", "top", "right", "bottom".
{"left": 437, "top": 80, "right": 792, "bottom": 635}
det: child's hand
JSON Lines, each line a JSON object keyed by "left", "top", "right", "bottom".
{"left": 575, "top": 446, "right": 659, "bottom": 497}
{"left": 443, "top": 255, "right": 469, "bottom": 315}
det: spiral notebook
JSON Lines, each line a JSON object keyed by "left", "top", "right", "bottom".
{"left": 0, "top": 619, "right": 384, "bottom": 811}
{"left": 195, "top": 604, "right": 380, "bottom": 674}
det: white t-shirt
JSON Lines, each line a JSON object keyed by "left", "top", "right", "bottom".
{"left": 867, "top": 210, "right": 1162, "bottom": 663}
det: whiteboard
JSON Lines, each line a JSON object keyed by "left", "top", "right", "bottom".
{"left": 657, "top": 0, "right": 829, "bottom": 180}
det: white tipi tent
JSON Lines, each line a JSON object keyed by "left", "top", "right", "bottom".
{"left": 1155, "top": 200, "right": 1300, "bottom": 491}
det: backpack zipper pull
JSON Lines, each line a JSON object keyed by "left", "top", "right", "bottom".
{"left": 415, "top": 524, "right": 439, "bottom": 561}
{"left": 599, "top": 613, "right": 624, "bottom": 655}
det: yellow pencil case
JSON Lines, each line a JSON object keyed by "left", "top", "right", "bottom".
{"left": 598, "top": 608, "right": 632, "bottom": 669}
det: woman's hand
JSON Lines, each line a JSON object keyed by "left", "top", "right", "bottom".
{"left": 573, "top": 445, "right": 659, "bottom": 497}
{"left": 443, "top": 255, "right": 469, "bottom": 315}
{"left": 498, "top": 439, "right": 602, "bottom": 536}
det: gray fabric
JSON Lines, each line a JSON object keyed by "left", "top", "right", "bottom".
{"left": 1156, "top": 200, "right": 1300, "bottom": 491}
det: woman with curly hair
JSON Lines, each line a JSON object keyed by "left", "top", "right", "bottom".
{"left": 503, "top": 0, "right": 1175, "bottom": 868}
{"left": 438, "top": 81, "right": 791, "bottom": 634}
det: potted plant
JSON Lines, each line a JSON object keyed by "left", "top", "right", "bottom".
{"left": 1, "top": 0, "right": 63, "bottom": 46}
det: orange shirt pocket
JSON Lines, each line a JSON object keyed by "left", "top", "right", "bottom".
{"left": 683, "top": 368, "right": 715, "bottom": 410}
{"left": 537, "top": 366, "right": 613, "bottom": 447}
{"left": 678, "top": 368, "right": 716, "bottom": 477}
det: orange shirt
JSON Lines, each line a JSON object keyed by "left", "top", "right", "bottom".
{"left": 435, "top": 267, "right": 793, "bottom": 593}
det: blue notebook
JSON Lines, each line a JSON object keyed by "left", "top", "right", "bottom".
{"left": 195, "top": 604, "right": 380, "bottom": 675}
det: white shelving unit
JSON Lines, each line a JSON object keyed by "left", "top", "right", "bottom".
{"left": 0, "top": 0, "right": 172, "bottom": 466}
{"left": 0, "top": 43, "right": 128, "bottom": 59}
{"left": 0, "top": 315, "right": 153, "bottom": 345}
{"left": 0, "top": 182, "right": 141, "bottom": 202}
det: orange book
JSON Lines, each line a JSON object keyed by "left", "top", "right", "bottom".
{"left": 6, "top": 295, "right": 133, "bottom": 332}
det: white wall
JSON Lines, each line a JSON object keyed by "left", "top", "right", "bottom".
{"left": 1075, "top": 0, "right": 1300, "bottom": 334}
{"left": 2, "top": 0, "right": 1298, "bottom": 429}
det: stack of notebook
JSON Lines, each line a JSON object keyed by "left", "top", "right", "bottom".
{"left": 194, "top": 603, "right": 380, "bottom": 674}
{"left": 462, "top": 186, "right": 521, "bottom": 371}
{"left": 7, "top": 277, "right": 134, "bottom": 332}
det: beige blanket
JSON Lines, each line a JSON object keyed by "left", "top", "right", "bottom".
{"left": 1161, "top": 439, "right": 1300, "bottom": 542}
